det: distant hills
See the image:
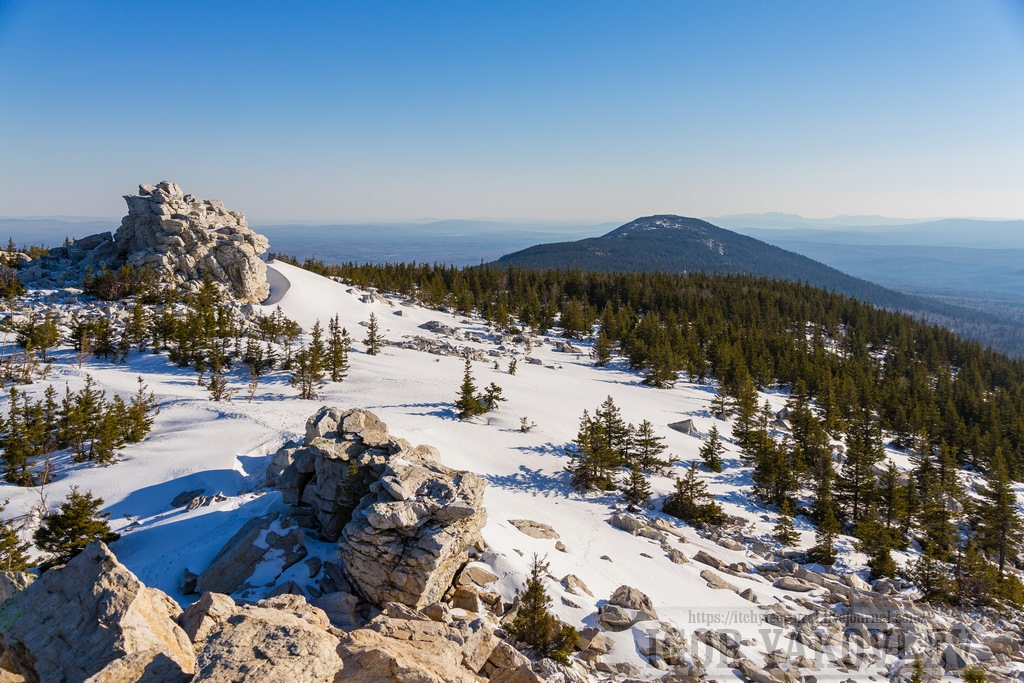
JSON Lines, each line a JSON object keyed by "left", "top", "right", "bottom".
{"left": 494, "top": 215, "right": 927, "bottom": 310}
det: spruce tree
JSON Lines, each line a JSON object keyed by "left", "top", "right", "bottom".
{"left": 593, "top": 331, "right": 612, "bottom": 367}
{"left": 507, "top": 358, "right": 517, "bottom": 375}
{"left": 0, "top": 500, "right": 30, "bottom": 571}
{"left": 565, "top": 410, "right": 617, "bottom": 491}
{"left": 621, "top": 464, "right": 651, "bottom": 507}
{"left": 594, "top": 396, "right": 630, "bottom": 465}
{"left": 455, "top": 358, "right": 487, "bottom": 419}
{"left": 975, "top": 448, "right": 1023, "bottom": 577}
{"left": 327, "top": 315, "right": 351, "bottom": 382}
{"left": 632, "top": 420, "right": 670, "bottom": 474}
{"left": 807, "top": 505, "right": 840, "bottom": 565}
{"left": 34, "top": 487, "right": 119, "bottom": 565}
{"left": 773, "top": 499, "right": 798, "bottom": 547}
{"left": 663, "top": 462, "right": 725, "bottom": 525}
{"left": 838, "top": 409, "right": 884, "bottom": 525}
{"left": 507, "top": 555, "right": 578, "bottom": 664}
{"left": 699, "top": 425, "right": 724, "bottom": 473}
{"left": 364, "top": 312, "right": 381, "bottom": 356}
{"left": 125, "top": 377, "right": 158, "bottom": 443}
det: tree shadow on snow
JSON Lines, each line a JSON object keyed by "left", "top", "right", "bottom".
{"left": 371, "top": 402, "right": 459, "bottom": 421}
{"left": 482, "top": 464, "right": 575, "bottom": 498}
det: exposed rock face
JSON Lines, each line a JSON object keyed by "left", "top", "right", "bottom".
{"left": 0, "top": 542, "right": 195, "bottom": 683}
{"left": 20, "top": 181, "right": 270, "bottom": 303}
{"left": 268, "top": 406, "right": 487, "bottom": 609}
{"left": 116, "top": 181, "right": 269, "bottom": 302}
{"left": 193, "top": 513, "right": 307, "bottom": 597}
{"left": 184, "top": 593, "right": 343, "bottom": 682}
{"left": 338, "top": 613, "right": 496, "bottom": 682}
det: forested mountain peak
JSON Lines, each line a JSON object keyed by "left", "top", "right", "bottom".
{"left": 605, "top": 214, "right": 719, "bottom": 237}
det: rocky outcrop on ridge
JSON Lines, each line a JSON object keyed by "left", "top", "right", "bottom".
{"left": 0, "top": 541, "right": 555, "bottom": 683}
{"left": 20, "top": 181, "right": 270, "bottom": 303}
{"left": 0, "top": 542, "right": 196, "bottom": 682}
{"left": 266, "top": 406, "right": 487, "bottom": 609}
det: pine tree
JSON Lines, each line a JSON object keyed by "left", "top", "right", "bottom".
{"left": 33, "top": 487, "right": 119, "bottom": 565}
{"left": 699, "top": 425, "right": 724, "bottom": 473}
{"left": 507, "top": 555, "right": 578, "bottom": 664}
{"left": 364, "top": 312, "right": 381, "bottom": 356}
{"left": 632, "top": 420, "right": 670, "bottom": 474}
{"left": 975, "top": 448, "right": 1023, "bottom": 577}
{"left": 455, "top": 358, "right": 487, "bottom": 419}
{"left": 507, "top": 358, "right": 517, "bottom": 375}
{"left": 327, "top": 315, "right": 351, "bottom": 382}
{"left": 773, "top": 499, "right": 798, "bottom": 547}
{"left": 481, "top": 382, "right": 505, "bottom": 411}
{"left": 621, "top": 464, "right": 651, "bottom": 507}
{"left": 0, "top": 500, "right": 30, "bottom": 571}
{"left": 663, "top": 462, "right": 725, "bottom": 525}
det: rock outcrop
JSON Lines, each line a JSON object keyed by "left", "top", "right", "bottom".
{"left": 268, "top": 407, "right": 487, "bottom": 609}
{"left": 21, "top": 181, "right": 270, "bottom": 303}
{"left": 193, "top": 513, "right": 307, "bottom": 597}
{"left": 183, "top": 593, "right": 343, "bottom": 682}
{"left": 0, "top": 542, "right": 195, "bottom": 682}
{"left": 116, "top": 182, "right": 269, "bottom": 302}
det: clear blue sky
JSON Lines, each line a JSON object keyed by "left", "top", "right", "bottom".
{"left": 1, "top": 1, "right": 1023, "bottom": 221}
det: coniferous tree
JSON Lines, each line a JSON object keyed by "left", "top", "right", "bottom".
{"left": 482, "top": 382, "right": 506, "bottom": 411}
{"left": 663, "top": 462, "right": 725, "bottom": 525}
{"left": 507, "top": 358, "right": 517, "bottom": 375}
{"left": 731, "top": 371, "right": 759, "bottom": 450}
{"left": 565, "top": 410, "right": 617, "bottom": 491}
{"left": 455, "top": 358, "right": 487, "bottom": 419}
{"left": 593, "top": 331, "right": 612, "bottom": 367}
{"left": 975, "top": 448, "right": 1023, "bottom": 577}
{"left": 807, "top": 504, "right": 840, "bottom": 565}
{"left": 125, "top": 377, "right": 158, "bottom": 443}
{"left": 34, "top": 487, "right": 119, "bottom": 565}
{"left": 909, "top": 548, "right": 953, "bottom": 604}
{"left": 507, "top": 555, "right": 578, "bottom": 664}
{"left": 699, "top": 425, "right": 724, "bottom": 473}
{"left": 621, "top": 464, "right": 651, "bottom": 507}
{"left": 364, "top": 312, "right": 382, "bottom": 356}
{"left": 838, "top": 409, "right": 884, "bottom": 525}
{"left": 327, "top": 315, "right": 351, "bottom": 382}
{"left": 0, "top": 500, "right": 30, "bottom": 571}
{"left": 594, "top": 396, "right": 630, "bottom": 465}
{"left": 632, "top": 420, "right": 670, "bottom": 474}
{"left": 773, "top": 499, "right": 798, "bottom": 547}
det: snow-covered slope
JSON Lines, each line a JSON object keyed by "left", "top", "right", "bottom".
{"left": 2, "top": 260, "right": 1021, "bottom": 681}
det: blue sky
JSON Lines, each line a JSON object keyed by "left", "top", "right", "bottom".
{"left": 1, "top": 1, "right": 1023, "bottom": 221}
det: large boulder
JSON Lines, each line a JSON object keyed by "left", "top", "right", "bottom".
{"left": 338, "top": 614, "right": 497, "bottom": 682}
{"left": 269, "top": 407, "right": 487, "bottom": 609}
{"left": 184, "top": 593, "right": 343, "bottom": 682}
{"left": 194, "top": 513, "right": 307, "bottom": 598}
{"left": 0, "top": 542, "right": 195, "bottom": 682}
